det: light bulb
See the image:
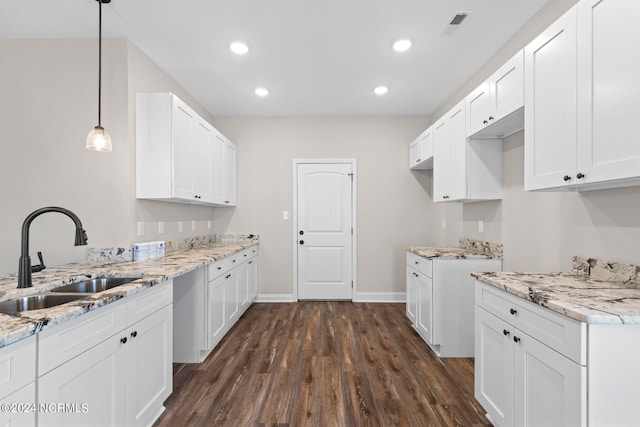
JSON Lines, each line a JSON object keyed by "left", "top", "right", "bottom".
{"left": 86, "top": 125, "right": 112, "bottom": 152}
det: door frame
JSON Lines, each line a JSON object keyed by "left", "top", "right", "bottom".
{"left": 292, "top": 159, "right": 357, "bottom": 301}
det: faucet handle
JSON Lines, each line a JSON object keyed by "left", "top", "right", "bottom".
{"left": 31, "top": 251, "right": 46, "bottom": 273}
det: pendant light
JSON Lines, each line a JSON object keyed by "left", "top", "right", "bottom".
{"left": 86, "top": 0, "right": 112, "bottom": 152}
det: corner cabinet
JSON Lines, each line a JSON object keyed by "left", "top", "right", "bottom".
{"left": 433, "top": 100, "right": 503, "bottom": 202}
{"left": 409, "top": 126, "right": 434, "bottom": 170}
{"left": 136, "top": 92, "right": 237, "bottom": 206}
{"left": 406, "top": 253, "right": 502, "bottom": 357}
{"left": 524, "top": 1, "right": 640, "bottom": 191}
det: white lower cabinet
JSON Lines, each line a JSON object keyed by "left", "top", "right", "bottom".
{"left": 174, "top": 247, "right": 259, "bottom": 363}
{"left": 0, "top": 335, "right": 37, "bottom": 427}
{"left": 406, "top": 253, "right": 502, "bottom": 357}
{"left": 38, "top": 280, "right": 173, "bottom": 427}
{"left": 475, "top": 281, "right": 586, "bottom": 427}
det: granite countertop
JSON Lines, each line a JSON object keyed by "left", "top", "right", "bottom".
{"left": 472, "top": 256, "right": 640, "bottom": 325}
{"left": 406, "top": 237, "right": 503, "bottom": 260}
{"left": 0, "top": 240, "right": 258, "bottom": 348}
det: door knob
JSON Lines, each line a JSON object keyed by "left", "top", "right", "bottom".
{"left": 299, "top": 240, "right": 304, "bottom": 245}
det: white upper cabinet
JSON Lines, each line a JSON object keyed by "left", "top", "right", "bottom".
{"left": 409, "top": 126, "right": 434, "bottom": 169}
{"left": 525, "top": 1, "right": 640, "bottom": 191}
{"left": 136, "top": 92, "right": 237, "bottom": 206}
{"left": 434, "top": 100, "right": 502, "bottom": 202}
{"left": 576, "top": 0, "right": 640, "bottom": 188}
{"left": 212, "top": 129, "right": 237, "bottom": 206}
{"left": 466, "top": 50, "right": 524, "bottom": 139}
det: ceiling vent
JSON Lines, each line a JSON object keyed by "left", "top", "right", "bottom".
{"left": 438, "top": 12, "right": 471, "bottom": 37}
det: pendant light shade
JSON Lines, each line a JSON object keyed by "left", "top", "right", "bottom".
{"left": 86, "top": 0, "right": 112, "bottom": 152}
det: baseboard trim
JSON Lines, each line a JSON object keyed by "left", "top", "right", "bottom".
{"left": 353, "top": 292, "right": 406, "bottom": 303}
{"left": 255, "top": 294, "right": 296, "bottom": 303}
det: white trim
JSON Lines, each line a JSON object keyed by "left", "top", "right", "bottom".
{"left": 292, "top": 159, "right": 357, "bottom": 302}
{"left": 255, "top": 294, "right": 296, "bottom": 303}
{"left": 354, "top": 292, "right": 406, "bottom": 303}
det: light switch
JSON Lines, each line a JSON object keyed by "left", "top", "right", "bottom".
{"left": 478, "top": 220, "right": 484, "bottom": 233}
{"left": 207, "top": 220, "right": 211, "bottom": 230}
{"left": 283, "top": 211, "right": 289, "bottom": 220}
{"left": 192, "top": 220, "right": 196, "bottom": 231}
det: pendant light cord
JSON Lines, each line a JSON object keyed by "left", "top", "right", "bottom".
{"left": 97, "top": 0, "right": 103, "bottom": 127}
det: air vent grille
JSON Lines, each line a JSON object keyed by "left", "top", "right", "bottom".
{"left": 449, "top": 13, "right": 468, "bottom": 26}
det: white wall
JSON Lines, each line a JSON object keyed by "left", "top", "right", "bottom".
{"left": 0, "top": 39, "right": 219, "bottom": 276}
{"left": 212, "top": 117, "right": 432, "bottom": 297}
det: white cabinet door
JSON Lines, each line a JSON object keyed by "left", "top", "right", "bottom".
{"left": 238, "top": 260, "right": 250, "bottom": 313}
{"left": 171, "top": 98, "right": 199, "bottom": 201}
{"left": 490, "top": 50, "right": 524, "bottom": 126}
{"left": 225, "top": 270, "right": 239, "bottom": 324}
{"left": 224, "top": 139, "right": 237, "bottom": 206}
{"left": 38, "top": 334, "right": 127, "bottom": 427}
{"left": 513, "top": 328, "right": 586, "bottom": 427}
{"left": 466, "top": 81, "right": 492, "bottom": 137}
{"left": 475, "top": 307, "right": 514, "bottom": 427}
{"left": 207, "top": 274, "right": 227, "bottom": 350}
{"left": 576, "top": 0, "right": 640, "bottom": 185}
{"left": 405, "top": 268, "right": 417, "bottom": 325}
{"left": 125, "top": 305, "right": 173, "bottom": 427}
{"left": 211, "top": 132, "right": 226, "bottom": 204}
{"left": 194, "top": 118, "right": 214, "bottom": 203}
{"left": 434, "top": 100, "right": 467, "bottom": 202}
{"left": 524, "top": 5, "right": 578, "bottom": 190}
{"left": 416, "top": 272, "right": 433, "bottom": 344}
{"left": 409, "top": 127, "right": 434, "bottom": 169}
{"left": 0, "top": 382, "right": 36, "bottom": 427}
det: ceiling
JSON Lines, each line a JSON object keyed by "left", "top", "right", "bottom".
{"left": 0, "top": 0, "right": 548, "bottom": 117}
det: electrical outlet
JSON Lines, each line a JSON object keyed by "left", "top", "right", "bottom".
{"left": 192, "top": 220, "right": 196, "bottom": 231}
{"left": 137, "top": 222, "right": 144, "bottom": 236}
{"left": 441, "top": 219, "right": 446, "bottom": 230}
{"left": 283, "top": 211, "right": 289, "bottom": 220}
{"left": 478, "top": 220, "right": 484, "bottom": 233}
{"left": 158, "top": 221, "right": 164, "bottom": 234}
{"left": 178, "top": 221, "right": 183, "bottom": 233}
{"left": 207, "top": 220, "right": 211, "bottom": 230}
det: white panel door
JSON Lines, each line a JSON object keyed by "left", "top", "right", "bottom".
{"left": 297, "top": 163, "right": 353, "bottom": 300}
{"left": 576, "top": 0, "right": 640, "bottom": 184}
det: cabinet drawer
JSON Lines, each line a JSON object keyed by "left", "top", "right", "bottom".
{"left": 38, "top": 301, "right": 127, "bottom": 376}
{"left": 208, "top": 257, "right": 234, "bottom": 281}
{"left": 475, "top": 281, "right": 586, "bottom": 364}
{"left": 407, "top": 253, "right": 432, "bottom": 278}
{"left": 127, "top": 279, "right": 173, "bottom": 325}
{"left": 0, "top": 335, "right": 36, "bottom": 401}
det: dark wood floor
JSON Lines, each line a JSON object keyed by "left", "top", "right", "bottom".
{"left": 154, "top": 302, "right": 492, "bottom": 427}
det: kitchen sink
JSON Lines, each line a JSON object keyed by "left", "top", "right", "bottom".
{"left": 50, "top": 277, "right": 139, "bottom": 293}
{"left": 0, "top": 294, "right": 89, "bottom": 314}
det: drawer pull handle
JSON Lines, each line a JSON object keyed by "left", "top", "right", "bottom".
{"left": 513, "top": 336, "right": 521, "bottom": 343}
{"left": 563, "top": 175, "right": 571, "bottom": 182}
{"left": 503, "top": 329, "right": 510, "bottom": 336}
{"left": 510, "top": 308, "right": 517, "bottom": 315}
{"left": 120, "top": 337, "right": 127, "bottom": 344}
{"left": 131, "top": 331, "right": 138, "bottom": 338}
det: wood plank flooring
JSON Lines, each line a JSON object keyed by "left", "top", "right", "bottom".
{"left": 154, "top": 302, "right": 492, "bottom": 427}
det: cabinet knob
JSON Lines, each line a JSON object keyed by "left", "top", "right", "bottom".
{"left": 225, "top": 200, "right": 230, "bottom": 204}
{"left": 510, "top": 308, "right": 517, "bottom": 315}
{"left": 416, "top": 158, "right": 421, "bottom": 163}
{"left": 299, "top": 230, "right": 304, "bottom": 235}
{"left": 503, "top": 329, "right": 510, "bottom": 336}
{"left": 248, "top": 260, "right": 253, "bottom": 264}
{"left": 299, "top": 240, "right": 304, "bottom": 245}
{"left": 131, "top": 331, "right": 138, "bottom": 338}
{"left": 443, "top": 195, "right": 449, "bottom": 199}
{"left": 576, "top": 172, "right": 585, "bottom": 179}
{"left": 563, "top": 175, "right": 571, "bottom": 182}
{"left": 483, "top": 120, "right": 488, "bottom": 125}
{"left": 225, "top": 274, "right": 231, "bottom": 279}
{"left": 488, "top": 116, "right": 494, "bottom": 121}
{"left": 513, "top": 336, "right": 521, "bottom": 343}
{"left": 120, "top": 337, "right": 127, "bottom": 344}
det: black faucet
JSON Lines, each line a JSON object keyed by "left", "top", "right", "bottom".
{"left": 18, "top": 207, "right": 88, "bottom": 288}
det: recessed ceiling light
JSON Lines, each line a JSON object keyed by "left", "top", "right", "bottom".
{"left": 374, "top": 86, "right": 389, "bottom": 95}
{"left": 255, "top": 87, "right": 269, "bottom": 97}
{"left": 230, "top": 42, "right": 249, "bottom": 55}
{"left": 392, "top": 39, "right": 412, "bottom": 52}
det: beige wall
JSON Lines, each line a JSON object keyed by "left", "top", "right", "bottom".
{"left": 212, "top": 117, "right": 432, "bottom": 297}
{"left": 0, "top": 39, "right": 218, "bottom": 276}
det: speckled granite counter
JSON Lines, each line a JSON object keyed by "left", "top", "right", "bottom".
{"left": 472, "top": 256, "right": 640, "bottom": 325}
{"left": 0, "top": 239, "right": 258, "bottom": 348}
{"left": 406, "top": 237, "right": 503, "bottom": 260}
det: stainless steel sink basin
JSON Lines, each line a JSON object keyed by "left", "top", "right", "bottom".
{"left": 50, "top": 277, "right": 138, "bottom": 293}
{"left": 0, "top": 294, "right": 89, "bottom": 314}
